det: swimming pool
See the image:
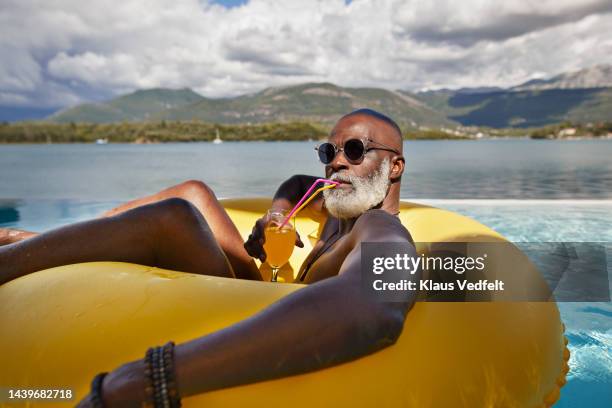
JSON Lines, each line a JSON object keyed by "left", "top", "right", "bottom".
{"left": 1, "top": 198, "right": 610, "bottom": 406}
{"left": 438, "top": 200, "right": 612, "bottom": 407}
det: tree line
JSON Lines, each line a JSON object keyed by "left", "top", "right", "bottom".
{"left": 0, "top": 121, "right": 328, "bottom": 143}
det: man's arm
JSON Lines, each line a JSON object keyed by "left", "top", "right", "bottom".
{"left": 270, "top": 174, "right": 326, "bottom": 217}
{"left": 99, "top": 212, "right": 418, "bottom": 405}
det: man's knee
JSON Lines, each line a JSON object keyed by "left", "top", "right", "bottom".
{"left": 178, "top": 180, "right": 216, "bottom": 202}
{"left": 153, "top": 198, "right": 204, "bottom": 229}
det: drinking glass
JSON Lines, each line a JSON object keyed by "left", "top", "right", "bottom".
{"left": 263, "top": 210, "right": 296, "bottom": 282}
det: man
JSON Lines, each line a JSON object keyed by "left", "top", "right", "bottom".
{"left": 0, "top": 109, "right": 418, "bottom": 406}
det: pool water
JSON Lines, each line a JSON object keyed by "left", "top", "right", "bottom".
{"left": 440, "top": 200, "right": 612, "bottom": 407}
{"left": 1, "top": 198, "right": 611, "bottom": 406}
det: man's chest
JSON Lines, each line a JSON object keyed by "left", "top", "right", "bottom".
{"left": 298, "top": 230, "right": 354, "bottom": 283}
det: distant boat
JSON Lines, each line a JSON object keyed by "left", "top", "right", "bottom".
{"left": 213, "top": 129, "right": 223, "bottom": 144}
{"left": 95, "top": 138, "right": 108, "bottom": 145}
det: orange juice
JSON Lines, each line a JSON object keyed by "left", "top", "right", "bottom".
{"left": 263, "top": 225, "right": 296, "bottom": 268}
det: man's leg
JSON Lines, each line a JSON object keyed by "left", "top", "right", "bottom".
{"left": 103, "top": 180, "right": 260, "bottom": 280}
{"left": 0, "top": 198, "right": 234, "bottom": 286}
{"left": 1, "top": 180, "right": 261, "bottom": 280}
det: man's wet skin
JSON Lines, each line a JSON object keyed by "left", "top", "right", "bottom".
{"left": 0, "top": 110, "right": 417, "bottom": 407}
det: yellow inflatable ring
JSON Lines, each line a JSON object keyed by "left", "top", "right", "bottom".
{"left": 0, "top": 198, "right": 569, "bottom": 407}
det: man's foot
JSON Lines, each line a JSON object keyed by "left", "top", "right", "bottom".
{"left": 0, "top": 228, "right": 36, "bottom": 246}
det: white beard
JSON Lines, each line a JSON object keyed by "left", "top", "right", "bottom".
{"left": 323, "top": 157, "right": 391, "bottom": 219}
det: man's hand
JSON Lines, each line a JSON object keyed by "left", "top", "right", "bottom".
{"left": 76, "top": 361, "right": 147, "bottom": 407}
{"left": 244, "top": 213, "right": 303, "bottom": 263}
{"left": 243, "top": 174, "right": 322, "bottom": 262}
{"left": 75, "top": 393, "right": 94, "bottom": 408}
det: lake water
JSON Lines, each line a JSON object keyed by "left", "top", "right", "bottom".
{"left": 1, "top": 139, "right": 611, "bottom": 406}
{"left": 0, "top": 139, "right": 611, "bottom": 200}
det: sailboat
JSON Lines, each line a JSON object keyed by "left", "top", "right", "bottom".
{"left": 213, "top": 129, "right": 223, "bottom": 144}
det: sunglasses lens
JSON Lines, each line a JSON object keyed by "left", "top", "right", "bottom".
{"left": 344, "top": 139, "right": 365, "bottom": 161}
{"left": 318, "top": 143, "right": 336, "bottom": 164}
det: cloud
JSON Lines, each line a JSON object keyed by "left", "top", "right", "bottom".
{"left": 0, "top": 45, "right": 43, "bottom": 92}
{"left": 391, "top": 0, "right": 612, "bottom": 46}
{"left": 1, "top": 0, "right": 611, "bottom": 108}
{"left": 47, "top": 52, "right": 141, "bottom": 87}
{"left": 392, "top": 12, "right": 612, "bottom": 90}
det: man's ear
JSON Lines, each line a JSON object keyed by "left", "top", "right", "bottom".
{"left": 390, "top": 156, "right": 405, "bottom": 181}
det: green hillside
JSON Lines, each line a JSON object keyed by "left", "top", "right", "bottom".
{"left": 415, "top": 87, "right": 612, "bottom": 128}
{"left": 46, "top": 81, "right": 612, "bottom": 129}
{"left": 48, "top": 83, "right": 455, "bottom": 129}
{"left": 50, "top": 88, "right": 205, "bottom": 123}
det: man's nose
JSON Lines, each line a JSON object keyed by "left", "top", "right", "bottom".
{"left": 327, "top": 149, "right": 350, "bottom": 174}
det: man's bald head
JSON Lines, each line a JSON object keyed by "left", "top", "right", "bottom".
{"left": 340, "top": 108, "right": 403, "bottom": 148}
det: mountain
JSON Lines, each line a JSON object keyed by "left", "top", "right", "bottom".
{"left": 455, "top": 87, "right": 505, "bottom": 95}
{"left": 415, "top": 87, "right": 612, "bottom": 128}
{"left": 512, "top": 65, "right": 612, "bottom": 91}
{"left": 154, "top": 83, "right": 453, "bottom": 128}
{"left": 414, "top": 65, "right": 612, "bottom": 128}
{"left": 40, "top": 65, "right": 612, "bottom": 129}
{"left": 47, "top": 83, "right": 454, "bottom": 128}
{"left": 50, "top": 88, "right": 205, "bottom": 123}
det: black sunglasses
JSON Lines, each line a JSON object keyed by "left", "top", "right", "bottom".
{"left": 315, "top": 138, "right": 401, "bottom": 165}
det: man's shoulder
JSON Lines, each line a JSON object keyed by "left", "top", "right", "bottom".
{"left": 354, "top": 208, "right": 403, "bottom": 227}
{"left": 351, "top": 209, "right": 412, "bottom": 243}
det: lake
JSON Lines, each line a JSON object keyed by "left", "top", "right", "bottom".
{"left": 0, "top": 139, "right": 611, "bottom": 200}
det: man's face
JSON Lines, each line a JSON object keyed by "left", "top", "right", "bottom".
{"left": 322, "top": 114, "right": 400, "bottom": 219}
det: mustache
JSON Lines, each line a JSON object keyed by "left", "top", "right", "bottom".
{"left": 329, "top": 172, "right": 352, "bottom": 182}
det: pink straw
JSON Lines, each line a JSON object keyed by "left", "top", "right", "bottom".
{"left": 278, "top": 178, "right": 340, "bottom": 228}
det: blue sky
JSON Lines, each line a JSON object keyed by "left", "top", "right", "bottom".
{"left": 212, "top": 0, "right": 248, "bottom": 8}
